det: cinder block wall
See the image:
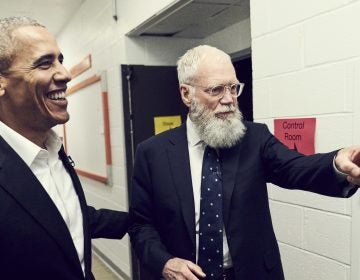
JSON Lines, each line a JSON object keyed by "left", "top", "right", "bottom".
{"left": 251, "top": 1, "right": 360, "bottom": 280}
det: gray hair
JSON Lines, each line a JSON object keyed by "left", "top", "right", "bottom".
{"left": 176, "top": 45, "right": 231, "bottom": 84}
{"left": 0, "top": 16, "right": 44, "bottom": 74}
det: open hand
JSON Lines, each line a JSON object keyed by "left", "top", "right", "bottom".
{"left": 162, "top": 257, "right": 206, "bottom": 280}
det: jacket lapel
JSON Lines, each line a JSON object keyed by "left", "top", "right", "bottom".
{"left": 58, "top": 147, "right": 92, "bottom": 277}
{"left": 220, "top": 144, "right": 241, "bottom": 228}
{"left": 167, "top": 125, "right": 196, "bottom": 247}
{"left": 0, "top": 137, "right": 83, "bottom": 277}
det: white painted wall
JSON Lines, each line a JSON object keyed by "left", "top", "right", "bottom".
{"left": 56, "top": 0, "right": 250, "bottom": 278}
{"left": 251, "top": 0, "right": 360, "bottom": 279}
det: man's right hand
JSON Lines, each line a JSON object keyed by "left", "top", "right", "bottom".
{"left": 162, "top": 257, "right": 206, "bottom": 280}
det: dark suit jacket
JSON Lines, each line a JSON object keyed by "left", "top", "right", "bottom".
{"left": 0, "top": 137, "right": 129, "bottom": 280}
{"left": 129, "top": 121, "right": 355, "bottom": 280}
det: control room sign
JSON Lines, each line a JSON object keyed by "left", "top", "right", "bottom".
{"left": 274, "top": 118, "right": 316, "bottom": 155}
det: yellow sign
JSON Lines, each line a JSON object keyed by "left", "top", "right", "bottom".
{"left": 154, "top": 115, "right": 182, "bottom": 135}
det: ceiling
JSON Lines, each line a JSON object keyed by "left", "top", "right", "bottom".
{"left": 0, "top": 0, "right": 249, "bottom": 39}
{"left": 127, "top": 0, "right": 250, "bottom": 39}
{"left": 0, "top": 0, "right": 84, "bottom": 36}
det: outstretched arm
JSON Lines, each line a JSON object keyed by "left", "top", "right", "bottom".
{"left": 88, "top": 207, "right": 129, "bottom": 239}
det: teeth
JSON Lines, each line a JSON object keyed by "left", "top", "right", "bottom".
{"left": 48, "top": 91, "right": 65, "bottom": 100}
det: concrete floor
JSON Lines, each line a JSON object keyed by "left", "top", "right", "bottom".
{"left": 92, "top": 254, "right": 122, "bottom": 280}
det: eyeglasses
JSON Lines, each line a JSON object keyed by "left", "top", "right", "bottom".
{"left": 187, "top": 82, "right": 245, "bottom": 99}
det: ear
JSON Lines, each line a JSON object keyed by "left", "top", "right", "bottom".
{"left": 180, "top": 84, "right": 192, "bottom": 108}
{"left": 0, "top": 76, "right": 5, "bottom": 97}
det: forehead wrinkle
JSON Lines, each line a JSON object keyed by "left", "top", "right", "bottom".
{"left": 9, "top": 42, "right": 62, "bottom": 74}
{"left": 12, "top": 26, "right": 60, "bottom": 56}
{"left": 196, "top": 65, "right": 236, "bottom": 87}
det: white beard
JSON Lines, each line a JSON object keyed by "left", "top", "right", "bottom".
{"left": 189, "top": 97, "right": 246, "bottom": 148}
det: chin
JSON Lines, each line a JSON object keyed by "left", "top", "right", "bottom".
{"left": 53, "top": 114, "right": 70, "bottom": 125}
{"left": 58, "top": 117, "right": 70, "bottom": 125}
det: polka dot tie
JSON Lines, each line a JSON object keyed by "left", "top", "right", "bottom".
{"left": 198, "top": 146, "right": 223, "bottom": 279}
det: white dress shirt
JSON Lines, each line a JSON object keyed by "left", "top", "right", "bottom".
{"left": 186, "top": 117, "right": 233, "bottom": 268}
{"left": 0, "top": 122, "right": 85, "bottom": 274}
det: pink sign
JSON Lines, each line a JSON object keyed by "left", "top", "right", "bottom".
{"left": 274, "top": 118, "right": 316, "bottom": 155}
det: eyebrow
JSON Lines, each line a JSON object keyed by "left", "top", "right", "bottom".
{"left": 207, "top": 81, "right": 240, "bottom": 87}
{"left": 33, "top": 53, "right": 64, "bottom": 66}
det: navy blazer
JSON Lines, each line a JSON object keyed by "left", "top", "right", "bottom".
{"left": 129, "top": 121, "right": 355, "bottom": 280}
{"left": 0, "top": 137, "right": 129, "bottom": 280}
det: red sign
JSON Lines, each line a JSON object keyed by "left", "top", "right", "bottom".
{"left": 274, "top": 118, "right": 316, "bottom": 155}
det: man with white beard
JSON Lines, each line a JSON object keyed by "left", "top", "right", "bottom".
{"left": 129, "top": 45, "right": 360, "bottom": 280}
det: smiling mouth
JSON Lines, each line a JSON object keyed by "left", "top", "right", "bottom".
{"left": 47, "top": 91, "right": 66, "bottom": 100}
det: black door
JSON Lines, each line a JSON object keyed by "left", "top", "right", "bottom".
{"left": 233, "top": 56, "right": 253, "bottom": 121}
{"left": 122, "top": 65, "right": 187, "bottom": 280}
{"left": 122, "top": 56, "right": 252, "bottom": 280}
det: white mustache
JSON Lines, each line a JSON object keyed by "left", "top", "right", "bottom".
{"left": 215, "top": 104, "right": 236, "bottom": 114}
{"left": 215, "top": 109, "right": 235, "bottom": 115}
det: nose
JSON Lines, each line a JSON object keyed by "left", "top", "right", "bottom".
{"left": 54, "top": 63, "right": 72, "bottom": 84}
{"left": 219, "top": 88, "right": 235, "bottom": 104}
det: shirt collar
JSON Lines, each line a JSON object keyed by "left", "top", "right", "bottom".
{"left": 186, "top": 116, "right": 203, "bottom": 147}
{"left": 0, "top": 121, "right": 62, "bottom": 167}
